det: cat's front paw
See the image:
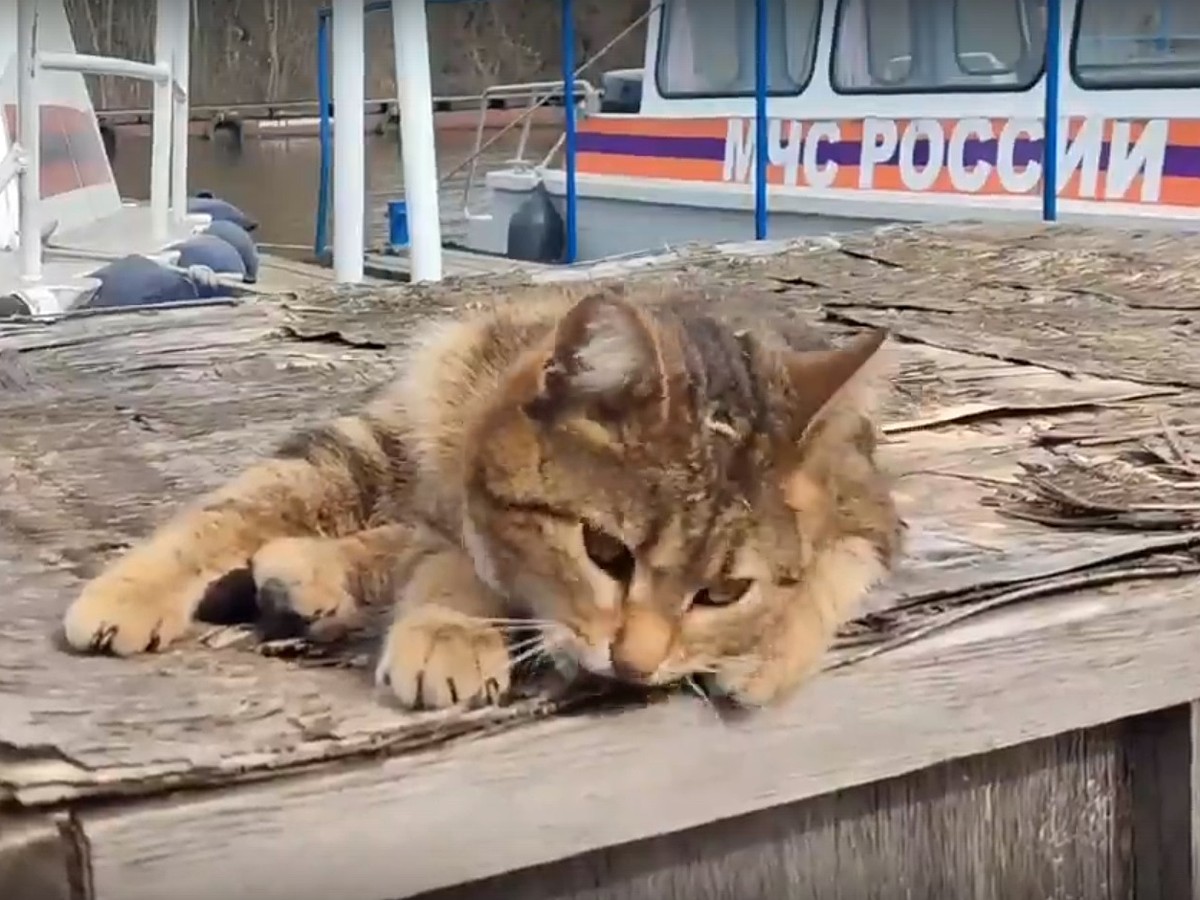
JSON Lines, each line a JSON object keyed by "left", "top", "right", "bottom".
{"left": 251, "top": 537, "right": 359, "bottom": 641}
{"left": 709, "top": 651, "right": 820, "bottom": 708}
{"left": 62, "top": 574, "right": 194, "bottom": 655}
{"left": 375, "top": 607, "right": 511, "bottom": 710}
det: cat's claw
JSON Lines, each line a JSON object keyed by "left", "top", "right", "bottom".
{"left": 375, "top": 607, "right": 511, "bottom": 710}
{"left": 62, "top": 578, "right": 192, "bottom": 655}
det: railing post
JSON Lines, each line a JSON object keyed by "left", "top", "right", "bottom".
{"left": 561, "top": 0, "right": 578, "bottom": 264}
{"left": 170, "top": 0, "right": 191, "bottom": 227}
{"left": 392, "top": 0, "right": 442, "bottom": 282}
{"left": 16, "top": 0, "right": 42, "bottom": 284}
{"left": 753, "top": 0, "right": 768, "bottom": 240}
{"left": 314, "top": 9, "right": 333, "bottom": 258}
{"left": 1041, "top": 0, "right": 1062, "bottom": 222}
{"left": 151, "top": 0, "right": 173, "bottom": 241}
{"left": 332, "top": 0, "right": 365, "bottom": 283}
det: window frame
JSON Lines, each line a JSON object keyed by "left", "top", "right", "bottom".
{"left": 1069, "top": 0, "right": 1200, "bottom": 91}
{"left": 653, "top": 0, "right": 823, "bottom": 100}
{"left": 952, "top": 0, "right": 1034, "bottom": 77}
{"left": 829, "top": 0, "right": 1046, "bottom": 95}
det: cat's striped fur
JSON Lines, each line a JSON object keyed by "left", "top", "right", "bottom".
{"left": 62, "top": 283, "right": 902, "bottom": 709}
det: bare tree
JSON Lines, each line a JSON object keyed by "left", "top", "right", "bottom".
{"left": 66, "top": 0, "right": 649, "bottom": 110}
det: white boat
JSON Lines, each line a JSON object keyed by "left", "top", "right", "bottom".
{"left": 459, "top": 0, "right": 1200, "bottom": 263}
{"left": 0, "top": 0, "right": 259, "bottom": 317}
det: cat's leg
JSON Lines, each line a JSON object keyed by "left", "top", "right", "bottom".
{"left": 376, "top": 536, "right": 516, "bottom": 709}
{"left": 250, "top": 522, "right": 515, "bottom": 709}
{"left": 248, "top": 522, "right": 418, "bottom": 640}
{"left": 62, "top": 415, "right": 406, "bottom": 655}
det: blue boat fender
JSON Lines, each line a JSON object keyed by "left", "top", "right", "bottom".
{"left": 203, "top": 218, "right": 260, "bottom": 283}
{"left": 171, "top": 233, "right": 248, "bottom": 281}
{"left": 506, "top": 181, "right": 565, "bottom": 263}
{"left": 188, "top": 195, "right": 259, "bottom": 232}
{"left": 88, "top": 254, "right": 200, "bottom": 308}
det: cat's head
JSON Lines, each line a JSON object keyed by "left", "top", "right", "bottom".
{"left": 461, "top": 287, "right": 901, "bottom": 707}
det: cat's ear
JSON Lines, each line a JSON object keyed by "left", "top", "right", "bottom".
{"left": 524, "top": 290, "right": 664, "bottom": 422}
{"left": 783, "top": 329, "right": 889, "bottom": 436}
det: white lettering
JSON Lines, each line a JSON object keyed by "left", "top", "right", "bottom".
{"left": 723, "top": 118, "right": 754, "bottom": 184}
{"left": 718, "top": 115, "right": 1170, "bottom": 205}
{"left": 996, "top": 119, "right": 1042, "bottom": 194}
{"left": 803, "top": 121, "right": 840, "bottom": 189}
{"left": 899, "top": 118, "right": 944, "bottom": 191}
{"left": 768, "top": 120, "right": 802, "bottom": 187}
{"left": 947, "top": 118, "right": 993, "bottom": 193}
{"left": 859, "top": 118, "right": 898, "bottom": 189}
{"left": 1106, "top": 119, "right": 1168, "bottom": 202}
{"left": 1057, "top": 116, "right": 1104, "bottom": 198}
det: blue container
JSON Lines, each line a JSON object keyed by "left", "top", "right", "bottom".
{"left": 387, "top": 200, "right": 410, "bottom": 250}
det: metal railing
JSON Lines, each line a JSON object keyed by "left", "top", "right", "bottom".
{"left": 458, "top": 79, "right": 599, "bottom": 220}
{"left": 12, "top": 0, "right": 193, "bottom": 315}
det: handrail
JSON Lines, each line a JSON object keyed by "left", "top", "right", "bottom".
{"left": 12, "top": 0, "right": 193, "bottom": 315}
{"left": 459, "top": 79, "right": 598, "bottom": 220}
{"left": 38, "top": 52, "right": 171, "bottom": 83}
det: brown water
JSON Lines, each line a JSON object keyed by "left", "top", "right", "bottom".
{"left": 108, "top": 125, "right": 560, "bottom": 255}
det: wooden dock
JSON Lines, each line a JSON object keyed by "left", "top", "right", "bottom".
{"left": 3, "top": 223, "right": 1200, "bottom": 899}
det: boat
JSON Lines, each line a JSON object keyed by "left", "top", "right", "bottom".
{"left": 449, "top": 0, "right": 1200, "bottom": 263}
{"left": 0, "top": 0, "right": 262, "bottom": 317}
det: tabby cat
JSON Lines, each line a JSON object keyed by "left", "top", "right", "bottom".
{"left": 61, "top": 283, "right": 902, "bottom": 710}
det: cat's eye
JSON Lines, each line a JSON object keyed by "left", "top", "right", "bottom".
{"left": 691, "top": 579, "right": 754, "bottom": 608}
{"left": 582, "top": 523, "right": 635, "bottom": 582}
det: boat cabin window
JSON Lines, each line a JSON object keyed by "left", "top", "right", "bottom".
{"left": 656, "top": 0, "right": 822, "bottom": 97}
{"left": 1072, "top": 0, "right": 1200, "bottom": 88}
{"left": 831, "top": 0, "right": 1045, "bottom": 92}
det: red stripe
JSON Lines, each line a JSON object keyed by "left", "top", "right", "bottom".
{"left": 3, "top": 103, "right": 113, "bottom": 198}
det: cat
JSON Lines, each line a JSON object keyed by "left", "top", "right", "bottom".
{"left": 61, "top": 282, "right": 903, "bottom": 710}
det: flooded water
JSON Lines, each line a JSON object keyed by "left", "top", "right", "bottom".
{"left": 108, "top": 125, "right": 561, "bottom": 255}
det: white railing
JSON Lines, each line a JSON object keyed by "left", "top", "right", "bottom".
{"left": 14, "top": 0, "right": 192, "bottom": 313}
{"left": 460, "top": 78, "right": 599, "bottom": 220}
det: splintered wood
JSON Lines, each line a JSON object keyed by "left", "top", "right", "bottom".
{"left": 2, "top": 221, "right": 1200, "bottom": 815}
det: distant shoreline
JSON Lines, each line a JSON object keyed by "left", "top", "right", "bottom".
{"left": 100, "top": 105, "right": 566, "bottom": 141}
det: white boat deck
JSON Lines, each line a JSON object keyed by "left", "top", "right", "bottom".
{"left": 46, "top": 202, "right": 199, "bottom": 258}
{"left": 0, "top": 203, "right": 204, "bottom": 314}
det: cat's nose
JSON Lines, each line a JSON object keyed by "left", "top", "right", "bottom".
{"left": 610, "top": 654, "right": 653, "bottom": 683}
{"left": 610, "top": 607, "right": 672, "bottom": 683}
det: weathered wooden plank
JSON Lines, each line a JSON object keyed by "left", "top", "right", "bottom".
{"left": 418, "top": 725, "right": 1125, "bottom": 900}
{"left": 76, "top": 576, "right": 1200, "bottom": 900}
{"left": 7, "top": 222, "right": 1200, "bottom": 897}
{"left": 3, "top": 251, "right": 1194, "bottom": 805}
{"left": 0, "top": 812, "right": 84, "bottom": 900}
{"left": 1121, "top": 705, "right": 1195, "bottom": 900}
{"left": 1192, "top": 701, "right": 1200, "bottom": 900}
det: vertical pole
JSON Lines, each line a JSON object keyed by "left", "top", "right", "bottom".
{"left": 1042, "top": 0, "right": 1062, "bottom": 222}
{"left": 315, "top": 10, "right": 333, "bottom": 258}
{"left": 170, "top": 0, "right": 191, "bottom": 227}
{"left": 151, "top": 0, "right": 172, "bottom": 241}
{"left": 16, "top": 0, "right": 42, "bottom": 283}
{"left": 561, "top": 0, "right": 578, "bottom": 264}
{"left": 392, "top": 0, "right": 443, "bottom": 282}
{"left": 753, "top": 0, "right": 768, "bottom": 240}
{"left": 332, "top": 0, "right": 365, "bottom": 283}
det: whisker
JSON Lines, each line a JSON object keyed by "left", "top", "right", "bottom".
{"left": 506, "top": 634, "right": 548, "bottom": 655}
{"left": 455, "top": 616, "right": 562, "bottom": 633}
{"left": 510, "top": 638, "right": 562, "bottom": 668}
{"left": 683, "top": 676, "right": 721, "bottom": 717}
